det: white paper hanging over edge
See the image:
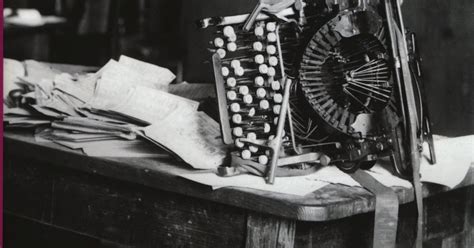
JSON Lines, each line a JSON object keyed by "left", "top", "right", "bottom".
{"left": 420, "top": 135, "right": 474, "bottom": 188}
{"left": 144, "top": 111, "right": 227, "bottom": 169}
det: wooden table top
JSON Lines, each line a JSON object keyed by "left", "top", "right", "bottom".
{"left": 5, "top": 62, "right": 474, "bottom": 221}
{"left": 5, "top": 131, "right": 474, "bottom": 222}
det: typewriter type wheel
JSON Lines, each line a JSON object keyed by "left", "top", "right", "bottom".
{"left": 299, "top": 9, "right": 392, "bottom": 138}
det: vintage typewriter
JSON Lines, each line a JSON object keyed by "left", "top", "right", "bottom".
{"left": 199, "top": 1, "right": 437, "bottom": 245}
{"left": 198, "top": 0, "right": 435, "bottom": 187}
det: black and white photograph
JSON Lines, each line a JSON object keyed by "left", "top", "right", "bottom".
{"left": 3, "top": 0, "right": 473, "bottom": 247}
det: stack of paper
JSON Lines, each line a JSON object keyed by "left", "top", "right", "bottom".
{"left": 3, "top": 56, "right": 227, "bottom": 168}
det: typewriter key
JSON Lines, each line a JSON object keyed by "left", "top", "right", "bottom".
{"left": 238, "top": 86, "right": 250, "bottom": 95}
{"left": 259, "top": 100, "right": 270, "bottom": 110}
{"left": 232, "top": 114, "right": 243, "bottom": 124}
{"left": 216, "top": 48, "right": 226, "bottom": 58}
{"left": 258, "top": 155, "right": 269, "bottom": 165}
{"left": 243, "top": 94, "right": 253, "bottom": 104}
{"left": 233, "top": 127, "right": 244, "bottom": 137}
{"left": 267, "top": 32, "right": 277, "bottom": 42}
{"left": 266, "top": 22, "right": 276, "bottom": 32}
{"left": 221, "top": 66, "right": 230, "bottom": 76}
{"left": 256, "top": 88, "right": 267, "bottom": 98}
{"left": 266, "top": 45, "right": 277, "bottom": 55}
{"left": 223, "top": 26, "right": 235, "bottom": 38}
{"left": 268, "top": 56, "right": 278, "bottom": 66}
{"left": 253, "top": 41, "right": 264, "bottom": 52}
{"left": 227, "top": 91, "right": 237, "bottom": 100}
{"left": 249, "top": 146, "right": 259, "bottom": 153}
{"left": 230, "top": 60, "right": 241, "bottom": 69}
{"left": 254, "top": 76, "right": 265, "bottom": 86}
{"left": 271, "top": 81, "right": 281, "bottom": 91}
{"left": 273, "top": 93, "right": 283, "bottom": 103}
{"left": 267, "top": 67, "right": 276, "bottom": 77}
{"left": 254, "top": 54, "right": 265, "bottom": 64}
{"left": 254, "top": 26, "right": 264, "bottom": 37}
{"left": 227, "top": 42, "right": 237, "bottom": 52}
{"left": 214, "top": 37, "right": 225, "bottom": 48}
{"left": 235, "top": 138, "right": 245, "bottom": 148}
{"left": 241, "top": 149, "right": 252, "bottom": 159}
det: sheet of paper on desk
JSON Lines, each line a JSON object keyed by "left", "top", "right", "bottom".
{"left": 94, "top": 57, "right": 172, "bottom": 101}
{"left": 4, "top": 105, "right": 38, "bottom": 117}
{"left": 108, "top": 86, "right": 199, "bottom": 125}
{"left": 81, "top": 139, "right": 169, "bottom": 158}
{"left": 35, "top": 127, "right": 118, "bottom": 143}
{"left": 420, "top": 135, "right": 474, "bottom": 188}
{"left": 54, "top": 73, "right": 95, "bottom": 103}
{"left": 144, "top": 111, "right": 227, "bottom": 169}
{"left": 305, "top": 164, "right": 413, "bottom": 188}
{"left": 118, "top": 55, "right": 175, "bottom": 90}
{"left": 24, "top": 60, "right": 61, "bottom": 82}
{"left": 180, "top": 173, "right": 329, "bottom": 196}
{"left": 3, "top": 59, "right": 25, "bottom": 102}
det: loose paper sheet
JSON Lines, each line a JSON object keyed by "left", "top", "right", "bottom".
{"left": 144, "top": 111, "right": 227, "bottom": 169}
{"left": 54, "top": 73, "right": 95, "bottom": 103}
{"left": 81, "top": 140, "right": 168, "bottom": 158}
{"left": 109, "top": 85, "right": 198, "bottom": 125}
{"left": 119, "top": 55, "right": 175, "bottom": 89}
{"left": 420, "top": 135, "right": 474, "bottom": 188}
{"left": 180, "top": 173, "right": 329, "bottom": 196}
{"left": 300, "top": 163, "right": 413, "bottom": 188}
{"left": 3, "top": 59, "right": 25, "bottom": 101}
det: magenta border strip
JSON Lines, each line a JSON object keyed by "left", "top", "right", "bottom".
{"left": 1, "top": 0, "right": 4, "bottom": 246}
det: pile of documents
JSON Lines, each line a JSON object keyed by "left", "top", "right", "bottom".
{"left": 4, "top": 56, "right": 226, "bottom": 169}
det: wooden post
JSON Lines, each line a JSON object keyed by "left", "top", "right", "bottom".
{"left": 245, "top": 214, "right": 296, "bottom": 248}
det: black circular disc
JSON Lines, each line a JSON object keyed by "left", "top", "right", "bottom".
{"left": 299, "top": 8, "right": 393, "bottom": 138}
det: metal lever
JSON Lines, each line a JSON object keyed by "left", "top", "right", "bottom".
{"left": 243, "top": 0, "right": 296, "bottom": 31}
{"left": 266, "top": 77, "right": 292, "bottom": 184}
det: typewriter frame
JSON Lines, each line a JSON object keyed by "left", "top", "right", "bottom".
{"left": 200, "top": 0, "right": 435, "bottom": 184}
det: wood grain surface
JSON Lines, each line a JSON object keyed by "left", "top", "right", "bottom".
{"left": 5, "top": 131, "right": 474, "bottom": 222}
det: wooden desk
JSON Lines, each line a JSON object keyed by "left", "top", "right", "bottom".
{"left": 4, "top": 63, "right": 474, "bottom": 248}
{"left": 4, "top": 130, "right": 474, "bottom": 248}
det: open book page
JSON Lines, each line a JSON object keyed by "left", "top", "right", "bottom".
{"left": 420, "top": 135, "right": 474, "bottom": 188}
{"left": 119, "top": 55, "right": 175, "bottom": 90}
{"left": 180, "top": 173, "right": 329, "bottom": 196}
{"left": 109, "top": 85, "right": 198, "bottom": 125}
{"left": 144, "top": 111, "right": 227, "bottom": 169}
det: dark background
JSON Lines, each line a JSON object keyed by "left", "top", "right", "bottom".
{"left": 4, "top": 0, "right": 473, "bottom": 136}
